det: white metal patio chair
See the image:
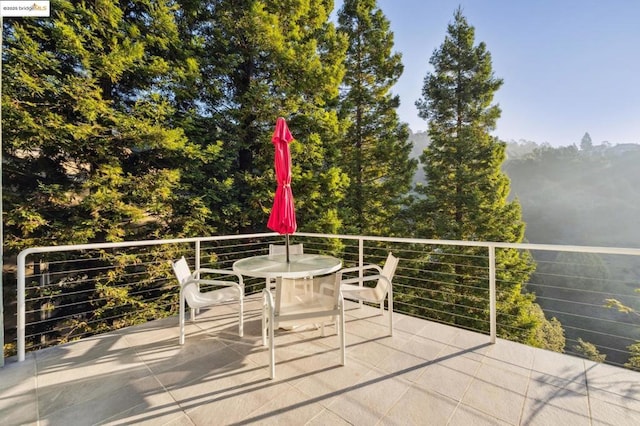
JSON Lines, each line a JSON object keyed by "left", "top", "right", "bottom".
{"left": 269, "top": 243, "right": 304, "bottom": 256}
{"left": 268, "top": 243, "right": 311, "bottom": 299}
{"left": 262, "top": 273, "right": 345, "bottom": 379}
{"left": 172, "top": 256, "right": 244, "bottom": 345}
{"left": 339, "top": 252, "right": 399, "bottom": 336}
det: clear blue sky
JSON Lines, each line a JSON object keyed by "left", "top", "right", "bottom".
{"left": 334, "top": 0, "right": 640, "bottom": 147}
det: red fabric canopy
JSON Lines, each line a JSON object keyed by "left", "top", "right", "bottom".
{"left": 267, "top": 117, "right": 297, "bottom": 235}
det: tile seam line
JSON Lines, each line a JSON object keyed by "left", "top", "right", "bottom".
{"left": 444, "top": 346, "right": 484, "bottom": 425}
{"left": 584, "top": 359, "right": 594, "bottom": 425}
{"left": 517, "top": 352, "right": 535, "bottom": 425}
{"left": 128, "top": 332, "right": 194, "bottom": 425}
{"left": 376, "top": 367, "right": 419, "bottom": 424}
{"left": 34, "top": 352, "right": 41, "bottom": 426}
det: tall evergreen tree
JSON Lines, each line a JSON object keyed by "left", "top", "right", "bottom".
{"left": 165, "top": 0, "right": 240, "bottom": 236}
{"left": 2, "top": 0, "right": 201, "bottom": 251}
{"left": 337, "top": 0, "right": 416, "bottom": 236}
{"left": 197, "top": 0, "right": 350, "bottom": 235}
{"left": 580, "top": 132, "right": 593, "bottom": 151}
{"left": 413, "top": 8, "right": 563, "bottom": 349}
{"left": 2, "top": 1, "right": 207, "bottom": 351}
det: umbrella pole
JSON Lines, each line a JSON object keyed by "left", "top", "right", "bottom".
{"left": 285, "top": 234, "right": 290, "bottom": 263}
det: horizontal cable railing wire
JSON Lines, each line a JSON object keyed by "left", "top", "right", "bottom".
{"left": 523, "top": 250, "right": 640, "bottom": 367}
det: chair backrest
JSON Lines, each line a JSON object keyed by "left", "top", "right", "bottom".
{"left": 313, "top": 273, "right": 341, "bottom": 308}
{"left": 172, "top": 257, "right": 192, "bottom": 286}
{"left": 373, "top": 253, "right": 399, "bottom": 300}
{"left": 276, "top": 273, "right": 339, "bottom": 328}
{"left": 172, "top": 257, "right": 205, "bottom": 309}
{"left": 269, "top": 243, "right": 304, "bottom": 255}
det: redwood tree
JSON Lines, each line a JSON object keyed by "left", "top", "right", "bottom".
{"left": 413, "top": 8, "right": 564, "bottom": 349}
{"left": 337, "top": 0, "right": 416, "bottom": 236}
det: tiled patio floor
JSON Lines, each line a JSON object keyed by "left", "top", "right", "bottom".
{"left": 2, "top": 295, "right": 640, "bottom": 425}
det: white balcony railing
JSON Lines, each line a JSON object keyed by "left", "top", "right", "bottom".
{"left": 8, "top": 232, "right": 640, "bottom": 369}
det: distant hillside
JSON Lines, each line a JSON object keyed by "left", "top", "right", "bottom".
{"left": 410, "top": 134, "right": 640, "bottom": 248}
{"left": 503, "top": 142, "right": 640, "bottom": 364}
{"left": 504, "top": 142, "right": 640, "bottom": 247}
{"left": 505, "top": 140, "right": 545, "bottom": 159}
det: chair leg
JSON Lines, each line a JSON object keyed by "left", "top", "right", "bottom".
{"left": 388, "top": 294, "right": 394, "bottom": 337}
{"left": 304, "top": 278, "right": 312, "bottom": 299}
{"left": 339, "top": 298, "right": 346, "bottom": 366}
{"left": 261, "top": 289, "right": 277, "bottom": 379}
{"left": 238, "top": 294, "right": 244, "bottom": 337}
{"left": 179, "top": 290, "right": 185, "bottom": 345}
{"left": 269, "top": 306, "right": 276, "bottom": 379}
{"left": 261, "top": 291, "right": 268, "bottom": 347}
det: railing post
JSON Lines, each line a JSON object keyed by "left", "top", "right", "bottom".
{"left": 195, "top": 240, "right": 201, "bottom": 273}
{"left": 358, "top": 238, "right": 364, "bottom": 307}
{"left": 194, "top": 240, "right": 201, "bottom": 315}
{"left": 17, "top": 252, "right": 26, "bottom": 361}
{"left": 489, "top": 245, "right": 496, "bottom": 344}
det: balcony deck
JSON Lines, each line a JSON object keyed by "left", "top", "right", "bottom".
{"left": 2, "top": 295, "right": 640, "bottom": 425}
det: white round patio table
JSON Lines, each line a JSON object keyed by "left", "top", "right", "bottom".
{"left": 233, "top": 253, "right": 342, "bottom": 279}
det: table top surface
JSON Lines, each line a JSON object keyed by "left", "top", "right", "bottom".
{"left": 232, "top": 254, "right": 342, "bottom": 279}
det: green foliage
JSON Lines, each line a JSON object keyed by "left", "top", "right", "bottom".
{"left": 574, "top": 338, "right": 606, "bottom": 363}
{"left": 603, "top": 284, "right": 640, "bottom": 368}
{"left": 19, "top": 247, "right": 182, "bottom": 349}
{"left": 530, "top": 315, "right": 565, "bottom": 353}
{"left": 625, "top": 342, "right": 640, "bottom": 371}
{"left": 2, "top": 1, "right": 351, "bottom": 356}
{"left": 2, "top": 1, "right": 203, "bottom": 355}
{"left": 411, "top": 8, "right": 560, "bottom": 350}
{"left": 336, "top": 0, "right": 417, "bottom": 236}
{"left": 3, "top": 0, "right": 200, "bottom": 252}
{"left": 2, "top": 1, "right": 349, "bottom": 248}
{"left": 186, "top": 0, "right": 350, "bottom": 234}
{"left": 605, "top": 298, "right": 636, "bottom": 314}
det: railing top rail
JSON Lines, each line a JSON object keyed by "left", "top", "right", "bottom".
{"left": 295, "top": 232, "right": 640, "bottom": 257}
{"left": 15, "top": 232, "right": 640, "bottom": 264}
{"left": 16, "top": 232, "right": 280, "bottom": 261}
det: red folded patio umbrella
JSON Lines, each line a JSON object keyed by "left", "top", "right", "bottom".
{"left": 267, "top": 117, "right": 297, "bottom": 262}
